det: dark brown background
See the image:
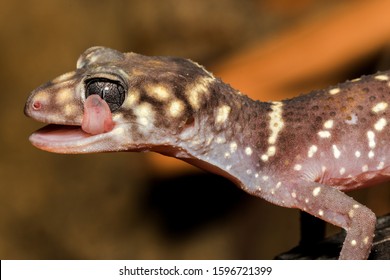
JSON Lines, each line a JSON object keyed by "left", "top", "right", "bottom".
{"left": 1, "top": 0, "right": 389, "bottom": 259}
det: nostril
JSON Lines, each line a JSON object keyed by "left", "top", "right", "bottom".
{"left": 32, "top": 100, "right": 42, "bottom": 110}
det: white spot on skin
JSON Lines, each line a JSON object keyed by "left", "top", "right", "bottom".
{"left": 318, "top": 131, "right": 331, "bottom": 138}
{"left": 226, "top": 165, "right": 232, "bottom": 170}
{"left": 260, "top": 87, "right": 285, "bottom": 149}
{"left": 353, "top": 204, "right": 360, "bottom": 209}
{"left": 134, "top": 102, "right": 155, "bottom": 132}
{"left": 372, "top": 102, "right": 388, "bottom": 113}
{"left": 374, "top": 118, "right": 387, "bottom": 131}
{"left": 318, "top": 210, "right": 324, "bottom": 216}
{"left": 215, "top": 137, "right": 226, "bottom": 144}
{"left": 168, "top": 100, "right": 184, "bottom": 117}
{"left": 367, "top": 130, "right": 376, "bottom": 149}
{"left": 246, "top": 169, "right": 252, "bottom": 175}
{"left": 245, "top": 147, "right": 253, "bottom": 156}
{"left": 332, "top": 145, "right": 341, "bottom": 159}
{"left": 323, "top": 119, "right": 334, "bottom": 129}
{"left": 345, "top": 113, "right": 358, "bottom": 125}
{"left": 267, "top": 146, "right": 276, "bottom": 157}
{"left": 112, "top": 113, "right": 123, "bottom": 122}
{"left": 368, "top": 150, "right": 375, "bottom": 159}
{"left": 329, "top": 88, "right": 340, "bottom": 95}
{"left": 268, "top": 101, "right": 284, "bottom": 144}
{"left": 112, "top": 126, "right": 125, "bottom": 136}
{"left": 215, "top": 105, "right": 231, "bottom": 124}
{"left": 262, "top": 146, "right": 277, "bottom": 160}
{"left": 374, "top": 74, "right": 389, "bottom": 81}
{"left": 312, "top": 187, "right": 321, "bottom": 197}
{"left": 186, "top": 77, "right": 213, "bottom": 110}
{"left": 355, "top": 151, "right": 361, "bottom": 158}
{"left": 362, "top": 165, "right": 369, "bottom": 172}
{"left": 291, "top": 192, "right": 297, "bottom": 198}
{"left": 262, "top": 176, "right": 269, "bottom": 181}
{"left": 351, "top": 240, "right": 357, "bottom": 246}
{"left": 321, "top": 166, "right": 327, "bottom": 172}
{"left": 56, "top": 88, "right": 73, "bottom": 104}
{"left": 305, "top": 198, "right": 309, "bottom": 203}
{"left": 339, "top": 167, "right": 346, "bottom": 175}
{"left": 224, "top": 152, "right": 230, "bottom": 158}
{"left": 348, "top": 209, "right": 354, "bottom": 218}
{"left": 230, "top": 142, "right": 237, "bottom": 153}
{"left": 146, "top": 84, "right": 171, "bottom": 101}
{"left": 363, "top": 236, "right": 369, "bottom": 245}
{"left": 276, "top": 182, "right": 282, "bottom": 188}
{"left": 64, "top": 104, "right": 77, "bottom": 116}
{"left": 294, "top": 164, "right": 302, "bottom": 171}
{"left": 377, "top": 161, "right": 384, "bottom": 170}
{"left": 307, "top": 145, "right": 318, "bottom": 158}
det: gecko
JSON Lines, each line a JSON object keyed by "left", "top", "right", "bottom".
{"left": 24, "top": 46, "right": 390, "bottom": 260}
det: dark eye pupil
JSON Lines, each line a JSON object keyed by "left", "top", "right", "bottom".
{"left": 85, "top": 79, "right": 125, "bottom": 111}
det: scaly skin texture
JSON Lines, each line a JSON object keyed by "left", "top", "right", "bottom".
{"left": 24, "top": 46, "right": 390, "bottom": 259}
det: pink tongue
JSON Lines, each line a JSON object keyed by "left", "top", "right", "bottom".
{"left": 81, "top": 95, "right": 115, "bottom": 135}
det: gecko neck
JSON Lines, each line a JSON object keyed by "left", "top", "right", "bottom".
{"left": 173, "top": 80, "right": 275, "bottom": 193}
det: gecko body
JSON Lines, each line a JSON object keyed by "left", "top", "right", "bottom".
{"left": 25, "top": 47, "right": 390, "bottom": 259}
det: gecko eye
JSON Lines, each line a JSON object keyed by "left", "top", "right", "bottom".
{"left": 85, "top": 78, "right": 125, "bottom": 112}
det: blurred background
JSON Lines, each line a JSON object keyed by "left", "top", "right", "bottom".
{"left": 1, "top": 0, "right": 390, "bottom": 259}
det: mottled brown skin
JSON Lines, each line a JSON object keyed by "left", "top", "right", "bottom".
{"left": 25, "top": 47, "right": 390, "bottom": 259}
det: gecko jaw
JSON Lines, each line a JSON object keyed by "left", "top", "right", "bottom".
{"left": 28, "top": 123, "right": 125, "bottom": 154}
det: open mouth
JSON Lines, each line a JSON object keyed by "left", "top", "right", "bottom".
{"left": 26, "top": 94, "right": 118, "bottom": 153}
{"left": 29, "top": 124, "right": 110, "bottom": 153}
{"left": 30, "top": 124, "right": 91, "bottom": 143}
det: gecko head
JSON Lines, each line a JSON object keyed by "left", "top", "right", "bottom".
{"left": 24, "top": 46, "right": 216, "bottom": 155}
